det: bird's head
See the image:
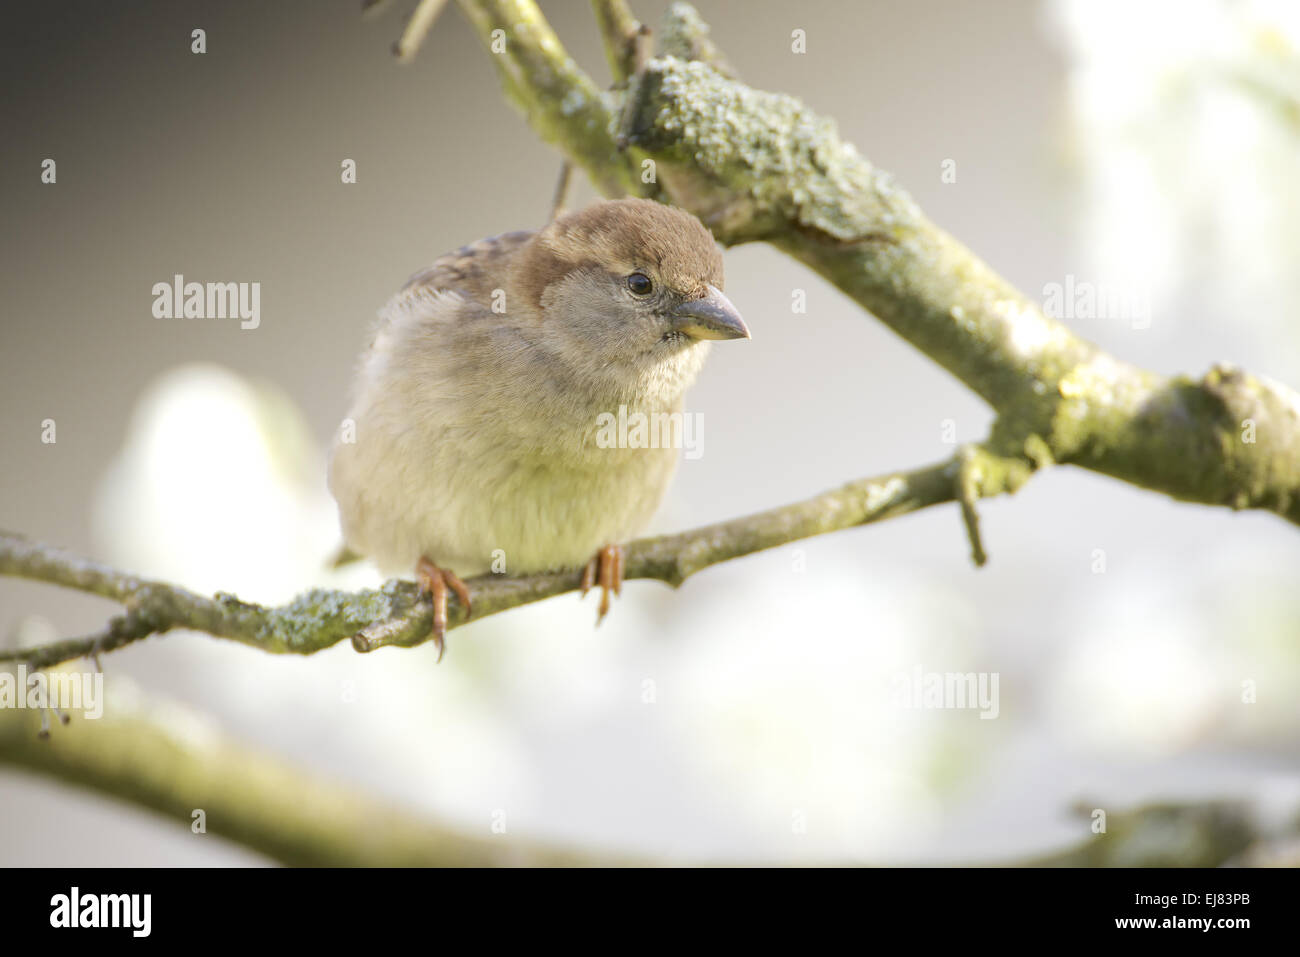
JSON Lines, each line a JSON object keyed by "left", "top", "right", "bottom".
{"left": 509, "top": 198, "right": 749, "bottom": 398}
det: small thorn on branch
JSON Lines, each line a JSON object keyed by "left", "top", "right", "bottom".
{"left": 957, "top": 446, "right": 989, "bottom": 567}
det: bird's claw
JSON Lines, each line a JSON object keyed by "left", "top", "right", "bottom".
{"left": 581, "top": 544, "right": 625, "bottom": 626}
{"left": 416, "top": 556, "right": 471, "bottom": 662}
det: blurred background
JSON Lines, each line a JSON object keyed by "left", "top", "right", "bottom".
{"left": 3, "top": 0, "right": 1300, "bottom": 864}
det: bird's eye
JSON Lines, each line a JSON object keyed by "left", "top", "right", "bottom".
{"left": 626, "top": 273, "right": 653, "bottom": 296}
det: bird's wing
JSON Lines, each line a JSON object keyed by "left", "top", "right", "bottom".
{"left": 399, "top": 229, "right": 536, "bottom": 310}
{"left": 363, "top": 229, "right": 537, "bottom": 351}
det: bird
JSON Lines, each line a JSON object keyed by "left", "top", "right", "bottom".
{"left": 328, "top": 198, "right": 750, "bottom": 659}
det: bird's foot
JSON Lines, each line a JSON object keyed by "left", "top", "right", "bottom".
{"left": 415, "top": 556, "right": 471, "bottom": 662}
{"left": 580, "top": 544, "right": 625, "bottom": 626}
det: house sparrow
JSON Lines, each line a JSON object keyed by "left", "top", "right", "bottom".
{"left": 329, "top": 198, "right": 749, "bottom": 658}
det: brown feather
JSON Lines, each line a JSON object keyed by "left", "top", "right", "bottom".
{"left": 512, "top": 198, "right": 724, "bottom": 315}
{"left": 397, "top": 199, "right": 723, "bottom": 322}
{"left": 401, "top": 229, "right": 534, "bottom": 308}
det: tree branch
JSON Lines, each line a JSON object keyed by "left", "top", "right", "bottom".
{"left": 0, "top": 689, "right": 617, "bottom": 866}
{"left": 2, "top": 447, "right": 1031, "bottom": 668}
{"left": 0, "top": 693, "right": 1280, "bottom": 866}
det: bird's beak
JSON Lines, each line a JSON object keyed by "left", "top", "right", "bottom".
{"left": 671, "top": 285, "right": 751, "bottom": 341}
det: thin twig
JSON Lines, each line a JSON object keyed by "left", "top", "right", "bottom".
{"left": 549, "top": 161, "right": 572, "bottom": 220}
{"left": 590, "top": 0, "right": 645, "bottom": 87}
{"left": 392, "top": 0, "right": 451, "bottom": 61}
{"left": 1, "top": 449, "right": 1030, "bottom": 668}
